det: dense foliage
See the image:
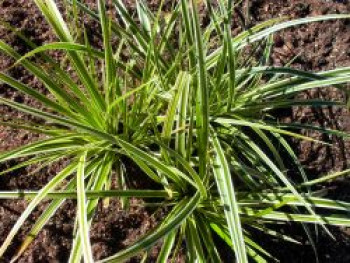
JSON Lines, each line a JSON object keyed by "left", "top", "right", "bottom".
{"left": 0, "top": 0, "right": 350, "bottom": 262}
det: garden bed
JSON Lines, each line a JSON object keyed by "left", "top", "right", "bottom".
{"left": 0, "top": 0, "right": 350, "bottom": 262}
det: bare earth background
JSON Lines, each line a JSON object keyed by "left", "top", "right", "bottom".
{"left": 0, "top": 0, "right": 350, "bottom": 262}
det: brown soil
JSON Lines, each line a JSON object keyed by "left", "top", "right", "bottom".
{"left": 0, "top": 0, "right": 350, "bottom": 262}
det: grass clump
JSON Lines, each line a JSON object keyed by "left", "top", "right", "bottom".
{"left": 0, "top": 0, "right": 350, "bottom": 262}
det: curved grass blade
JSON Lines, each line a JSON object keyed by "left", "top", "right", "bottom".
{"left": 243, "top": 208, "right": 350, "bottom": 227}
{"left": 0, "top": 41, "right": 88, "bottom": 116}
{"left": 156, "top": 230, "right": 177, "bottom": 263}
{"left": 76, "top": 153, "right": 94, "bottom": 262}
{"left": 191, "top": 0, "right": 209, "bottom": 180}
{"left": 0, "top": 97, "right": 117, "bottom": 143}
{"left": 212, "top": 132, "right": 248, "bottom": 263}
{"left": 0, "top": 73, "right": 74, "bottom": 117}
{"left": 0, "top": 134, "right": 86, "bottom": 163}
{"left": 33, "top": 0, "right": 106, "bottom": 112}
{"left": 214, "top": 118, "right": 326, "bottom": 144}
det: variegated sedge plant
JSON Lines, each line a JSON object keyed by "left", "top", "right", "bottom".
{"left": 0, "top": 0, "right": 350, "bottom": 262}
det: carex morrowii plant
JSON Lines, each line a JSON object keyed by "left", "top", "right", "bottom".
{"left": 1, "top": 0, "right": 350, "bottom": 262}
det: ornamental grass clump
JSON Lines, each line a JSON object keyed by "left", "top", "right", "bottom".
{"left": 0, "top": 0, "right": 350, "bottom": 262}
